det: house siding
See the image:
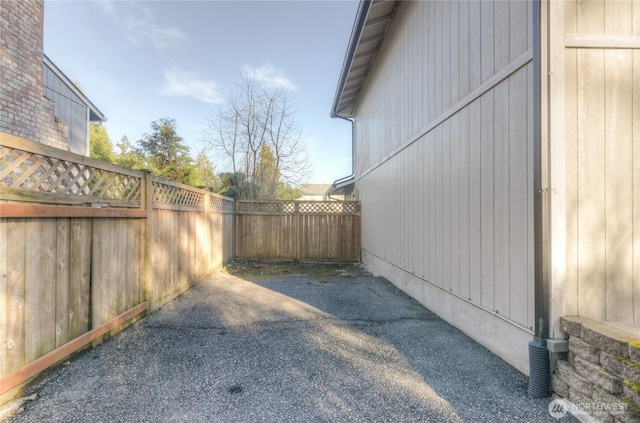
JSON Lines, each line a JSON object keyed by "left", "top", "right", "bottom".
{"left": 43, "top": 63, "right": 91, "bottom": 156}
{"left": 353, "top": 0, "right": 535, "bottom": 373}
{"left": 560, "top": 0, "right": 640, "bottom": 323}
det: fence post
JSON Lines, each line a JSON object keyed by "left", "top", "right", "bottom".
{"left": 142, "top": 172, "right": 153, "bottom": 312}
{"left": 295, "top": 201, "right": 301, "bottom": 260}
{"left": 204, "top": 191, "right": 210, "bottom": 272}
{"left": 231, "top": 199, "right": 235, "bottom": 263}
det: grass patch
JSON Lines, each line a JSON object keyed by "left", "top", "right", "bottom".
{"left": 223, "top": 259, "right": 370, "bottom": 282}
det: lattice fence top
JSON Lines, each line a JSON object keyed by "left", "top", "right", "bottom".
{"left": 210, "top": 194, "right": 234, "bottom": 213}
{"left": 1, "top": 145, "right": 142, "bottom": 204}
{"left": 152, "top": 180, "right": 205, "bottom": 208}
{"left": 236, "top": 201, "right": 360, "bottom": 214}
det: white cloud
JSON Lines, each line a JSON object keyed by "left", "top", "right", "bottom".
{"left": 160, "top": 68, "right": 222, "bottom": 104}
{"left": 242, "top": 64, "right": 299, "bottom": 91}
{"left": 125, "top": 8, "right": 190, "bottom": 49}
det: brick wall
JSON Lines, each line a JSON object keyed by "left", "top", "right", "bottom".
{"left": 553, "top": 317, "right": 640, "bottom": 422}
{"left": 0, "top": 0, "right": 68, "bottom": 149}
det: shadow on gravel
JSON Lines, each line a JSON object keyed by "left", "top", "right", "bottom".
{"left": 3, "top": 262, "right": 577, "bottom": 423}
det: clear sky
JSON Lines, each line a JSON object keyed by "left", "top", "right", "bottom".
{"left": 43, "top": 0, "right": 359, "bottom": 184}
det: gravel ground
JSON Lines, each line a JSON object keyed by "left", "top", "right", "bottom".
{"left": 2, "top": 267, "right": 577, "bottom": 422}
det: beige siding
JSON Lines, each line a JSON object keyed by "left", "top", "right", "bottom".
{"left": 353, "top": 1, "right": 535, "bottom": 371}
{"left": 563, "top": 0, "right": 640, "bottom": 323}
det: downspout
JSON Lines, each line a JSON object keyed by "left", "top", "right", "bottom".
{"left": 528, "top": 0, "right": 551, "bottom": 398}
{"left": 329, "top": 115, "right": 355, "bottom": 195}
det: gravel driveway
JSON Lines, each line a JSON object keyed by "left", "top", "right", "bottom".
{"left": 2, "top": 265, "right": 575, "bottom": 422}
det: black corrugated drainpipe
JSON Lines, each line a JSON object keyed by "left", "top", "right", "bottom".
{"left": 528, "top": 0, "right": 551, "bottom": 399}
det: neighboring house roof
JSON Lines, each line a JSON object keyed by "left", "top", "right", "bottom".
{"left": 331, "top": 0, "right": 399, "bottom": 118}
{"left": 299, "top": 184, "right": 332, "bottom": 197}
{"left": 43, "top": 54, "right": 106, "bottom": 123}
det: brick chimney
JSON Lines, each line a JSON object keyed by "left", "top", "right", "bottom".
{"left": 0, "top": 0, "right": 68, "bottom": 149}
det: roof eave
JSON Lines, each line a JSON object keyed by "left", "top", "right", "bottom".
{"left": 330, "top": 0, "right": 372, "bottom": 119}
{"left": 330, "top": 0, "right": 399, "bottom": 119}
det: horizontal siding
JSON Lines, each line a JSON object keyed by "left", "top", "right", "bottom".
{"left": 354, "top": 0, "right": 535, "bottom": 332}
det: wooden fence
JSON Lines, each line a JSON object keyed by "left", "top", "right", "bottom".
{"left": 234, "top": 200, "right": 361, "bottom": 261}
{"left": 0, "top": 132, "right": 361, "bottom": 400}
{"left": 0, "top": 133, "right": 234, "bottom": 397}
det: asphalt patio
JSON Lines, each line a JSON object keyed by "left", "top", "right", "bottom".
{"left": 2, "top": 262, "right": 576, "bottom": 422}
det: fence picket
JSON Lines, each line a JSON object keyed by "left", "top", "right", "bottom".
{"left": 0, "top": 134, "right": 360, "bottom": 397}
{"left": 234, "top": 200, "right": 361, "bottom": 261}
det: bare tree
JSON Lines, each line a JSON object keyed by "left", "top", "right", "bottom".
{"left": 203, "top": 74, "right": 309, "bottom": 199}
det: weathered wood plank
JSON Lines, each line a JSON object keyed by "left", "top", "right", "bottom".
{"left": 178, "top": 211, "right": 189, "bottom": 290}
{"left": 0, "top": 303, "right": 147, "bottom": 395}
{"left": 0, "top": 132, "right": 144, "bottom": 179}
{"left": 233, "top": 203, "right": 360, "bottom": 261}
{"left": 24, "top": 219, "right": 56, "bottom": 362}
{"left": 68, "top": 218, "right": 91, "bottom": 339}
{"left": 0, "top": 204, "right": 147, "bottom": 218}
{"left": 5, "top": 219, "right": 26, "bottom": 374}
{"left": 0, "top": 189, "right": 140, "bottom": 209}
{"left": 55, "top": 218, "right": 70, "bottom": 347}
{"left": 135, "top": 219, "right": 143, "bottom": 305}
{"left": 118, "top": 219, "right": 129, "bottom": 315}
{"left": 91, "top": 218, "right": 119, "bottom": 327}
{"left": 169, "top": 210, "right": 180, "bottom": 295}
{"left": 0, "top": 219, "right": 6, "bottom": 378}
